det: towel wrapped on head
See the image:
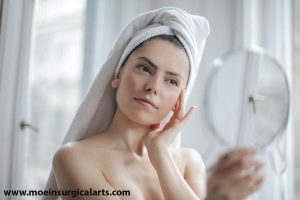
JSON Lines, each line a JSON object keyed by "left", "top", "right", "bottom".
{"left": 43, "top": 7, "right": 210, "bottom": 199}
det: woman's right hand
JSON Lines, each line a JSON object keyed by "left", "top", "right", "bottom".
{"left": 206, "top": 147, "right": 264, "bottom": 200}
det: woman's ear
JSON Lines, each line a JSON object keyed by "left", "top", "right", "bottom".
{"left": 112, "top": 70, "right": 122, "bottom": 88}
{"left": 111, "top": 78, "right": 119, "bottom": 88}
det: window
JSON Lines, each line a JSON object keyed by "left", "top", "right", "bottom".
{"left": 22, "top": 0, "right": 87, "bottom": 190}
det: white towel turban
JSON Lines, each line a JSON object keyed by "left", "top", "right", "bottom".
{"left": 43, "top": 7, "right": 209, "bottom": 199}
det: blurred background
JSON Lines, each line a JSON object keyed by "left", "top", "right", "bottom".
{"left": 0, "top": 0, "right": 299, "bottom": 199}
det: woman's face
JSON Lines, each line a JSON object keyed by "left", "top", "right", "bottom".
{"left": 115, "top": 38, "right": 189, "bottom": 125}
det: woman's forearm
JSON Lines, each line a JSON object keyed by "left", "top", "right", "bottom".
{"left": 148, "top": 147, "right": 200, "bottom": 200}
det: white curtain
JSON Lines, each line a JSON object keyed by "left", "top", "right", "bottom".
{"left": 242, "top": 0, "right": 293, "bottom": 199}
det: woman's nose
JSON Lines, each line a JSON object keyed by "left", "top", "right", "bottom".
{"left": 144, "top": 76, "right": 159, "bottom": 95}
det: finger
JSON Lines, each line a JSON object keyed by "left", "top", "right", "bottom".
{"left": 172, "top": 98, "right": 180, "bottom": 113}
{"left": 177, "top": 90, "right": 185, "bottom": 119}
{"left": 214, "top": 147, "right": 257, "bottom": 171}
{"left": 164, "top": 91, "right": 191, "bottom": 130}
{"left": 212, "top": 158, "right": 264, "bottom": 179}
{"left": 247, "top": 175, "right": 264, "bottom": 194}
{"left": 170, "top": 104, "right": 180, "bottom": 122}
{"left": 164, "top": 108, "right": 180, "bottom": 130}
{"left": 178, "top": 106, "right": 196, "bottom": 126}
{"left": 175, "top": 97, "right": 180, "bottom": 111}
{"left": 220, "top": 147, "right": 257, "bottom": 163}
{"left": 164, "top": 106, "right": 196, "bottom": 134}
{"left": 163, "top": 107, "right": 195, "bottom": 143}
{"left": 233, "top": 173, "right": 264, "bottom": 194}
{"left": 150, "top": 122, "right": 161, "bottom": 131}
{"left": 166, "top": 91, "right": 185, "bottom": 127}
{"left": 224, "top": 174, "right": 264, "bottom": 199}
{"left": 216, "top": 155, "right": 263, "bottom": 175}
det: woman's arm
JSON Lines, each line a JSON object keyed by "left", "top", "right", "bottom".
{"left": 182, "top": 148, "right": 207, "bottom": 198}
{"left": 52, "top": 144, "right": 121, "bottom": 200}
{"left": 148, "top": 147, "right": 206, "bottom": 200}
{"left": 144, "top": 90, "right": 205, "bottom": 200}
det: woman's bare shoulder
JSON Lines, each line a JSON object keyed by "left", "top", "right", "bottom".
{"left": 52, "top": 141, "right": 118, "bottom": 193}
{"left": 52, "top": 134, "right": 113, "bottom": 173}
{"left": 172, "top": 148, "right": 205, "bottom": 170}
{"left": 53, "top": 133, "right": 107, "bottom": 160}
{"left": 172, "top": 147, "right": 203, "bottom": 158}
{"left": 53, "top": 141, "right": 81, "bottom": 156}
{"left": 180, "top": 148, "right": 204, "bottom": 160}
{"left": 52, "top": 142, "right": 92, "bottom": 171}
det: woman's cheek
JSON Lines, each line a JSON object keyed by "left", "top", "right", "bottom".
{"left": 163, "top": 93, "right": 179, "bottom": 111}
{"left": 125, "top": 74, "right": 141, "bottom": 89}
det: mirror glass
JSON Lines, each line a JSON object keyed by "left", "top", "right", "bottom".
{"left": 204, "top": 48, "right": 290, "bottom": 149}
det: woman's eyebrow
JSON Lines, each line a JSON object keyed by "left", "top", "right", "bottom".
{"left": 136, "top": 56, "right": 184, "bottom": 80}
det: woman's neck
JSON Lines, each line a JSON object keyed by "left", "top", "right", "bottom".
{"left": 103, "top": 107, "right": 152, "bottom": 156}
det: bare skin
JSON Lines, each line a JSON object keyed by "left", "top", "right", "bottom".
{"left": 53, "top": 132, "right": 204, "bottom": 200}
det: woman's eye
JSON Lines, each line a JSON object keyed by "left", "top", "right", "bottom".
{"left": 168, "top": 79, "right": 179, "bottom": 86}
{"left": 136, "top": 65, "right": 151, "bottom": 74}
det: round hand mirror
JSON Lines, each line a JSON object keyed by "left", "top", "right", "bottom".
{"left": 204, "top": 47, "right": 290, "bottom": 149}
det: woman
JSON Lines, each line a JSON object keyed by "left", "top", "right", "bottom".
{"left": 45, "top": 7, "right": 263, "bottom": 200}
{"left": 53, "top": 34, "right": 205, "bottom": 200}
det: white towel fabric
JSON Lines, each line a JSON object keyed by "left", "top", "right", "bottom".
{"left": 43, "top": 7, "right": 209, "bottom": 199}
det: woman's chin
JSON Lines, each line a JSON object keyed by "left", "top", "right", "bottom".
{"left": 118, "top": 106, "right": 166, "bottom": 126}
{"left": 126, "top": 113, "right": 159, "bottom": 126}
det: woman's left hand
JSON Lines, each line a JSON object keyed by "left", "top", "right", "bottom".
{"left": 144, "top": 90, "right": 196, "bottom": 154}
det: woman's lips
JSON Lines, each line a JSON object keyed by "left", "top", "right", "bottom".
{"left": 134, "top": 97, "right": 157, "bottom": 109}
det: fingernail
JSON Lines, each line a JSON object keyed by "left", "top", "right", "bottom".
{"left": 192, "top": 106, "right": 197, "bottom": 110}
